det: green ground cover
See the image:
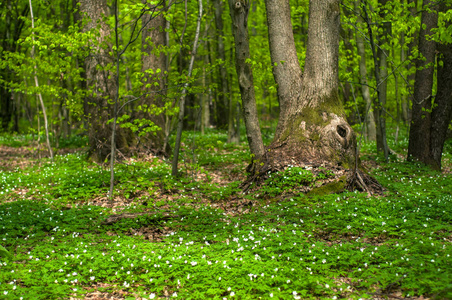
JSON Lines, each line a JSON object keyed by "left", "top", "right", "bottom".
{"left": 0, "top": 128, "right": 451, "bottom": 299}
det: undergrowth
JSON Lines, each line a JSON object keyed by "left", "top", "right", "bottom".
{"left": 0, "top": 128, "right": 451, "bottom": 299}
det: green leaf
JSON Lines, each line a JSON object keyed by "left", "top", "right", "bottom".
{"left": 0, "top": 244, "right": 12, "bottom": 260}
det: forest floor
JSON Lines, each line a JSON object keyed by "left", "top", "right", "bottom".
{"left": 0, "top": 129, "right": 451, "bottom": 300}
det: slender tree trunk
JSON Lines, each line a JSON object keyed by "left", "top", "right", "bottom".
{"left": 29, "top": 0, "right": 53, "bottom": 159}
{"left": 172, "top": 0, "right": 203, "bottom": 176}
{"left": 201, "top": 38, "right": 211, "bottom": 134}
{"left": 362, "top": 0, "right": 389, "bottom": 160}
{"left": 400, "top": 32, "right": 409, "bottom": 124}
{"left": 213, "top": 0, "right": 229, "bottom": 130}
{"left": 228, "top": 0, "right": 265, "bottom": 159}
{"left": 406, "top": 0, "right": 418, "bottom": 123}
{"left": 407, "top": 0, "right": 438, "bottom": 164}
{"left": 376, "top": 15, "right": 390, "bottom": 158}
{"left": 201, "top": 54, "right": 208, "bottom": 135}
{"left": 355, "top": 0, "right": 376, "bottom": 141}
{"left": 109, "top": 0, "right": 121, "bottom": 199}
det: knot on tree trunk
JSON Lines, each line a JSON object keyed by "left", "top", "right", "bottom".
{"left": 318, "top": 114, "right": 356, "bottom": 168}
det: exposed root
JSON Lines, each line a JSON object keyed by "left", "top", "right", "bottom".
{"left": 241, "top": 152, "right": 276, "bottom": 193}
{"left": 241, "top": 152, "right": 384, "bottom": 197}
{"left": 346, "top": 168, "right": 385, "bottom": 196}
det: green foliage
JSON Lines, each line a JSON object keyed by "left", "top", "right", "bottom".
{"left": 0, "top": 244, "right": 12, "bottom": 260}
{"left": 0, "top": 128, "right": 452, "bottom": 299}
{"left": 268, "top": 167, "right": 315, "bottom": 188}
{"left": 260, "top": 167, "right": 335, "bottom": 197}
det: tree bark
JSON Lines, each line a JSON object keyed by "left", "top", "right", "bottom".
{"left": 407, "top": 0, "right": 438, "bottom": 165}
{"left": 228, "top": 0, "right": 265, "bottom": 159}
{"left": 237, "top": 0, "right": 357, "bottom": 181}
{"left": 213, "top": 0, "right": 229, "bottom": 130}
{"left": 431, "top": 42, "right": 452, "bottom": 170}
{"left": 400, "top": 31, "right": 409, "bottom": 124}
{"left": 265, "top": 0, "right": 303, "bottom": 142}
{"left": 172, "top": 0, "right": 203, "bottom": 176}
{"left": 80, "top": 0, "right": 119, "bottom": 162}
{"left": 362, "top": 0, "right": 389, "bottom": 160}
{"left": 375, "top": 1, "right": 390, "bottom": 159}
{"left": 354, "top": 0, "right": 376, "bottom": 141}
{"left": 139, "top": 0, "right": 169, "bottom": 156}
{"left": 405, "top": 0, "right": 418, "bottom": 123}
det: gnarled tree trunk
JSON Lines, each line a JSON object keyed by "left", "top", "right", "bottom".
{"left": 237, "top": 0, "right": 381, "bottom": 194}
{"left": 266, "top": 0, "right": 356, "bottom": 169}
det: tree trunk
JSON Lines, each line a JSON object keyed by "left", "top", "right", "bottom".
{"left": 400, "top": 32, "right": 409, "bottom": 124}
{"left": 29, "top": 0, "right": 53, "bottom": 160}
{"left": 237, "top": 0, "right": 383, "bottom": 194}
{"left": 405, "top": 0, "right": 418, "bottom": 124}
{"left": 228, "top": 0, "right": 265, "bottom": 159}
{"left": 355, "top": 0, "right": 376, "bottom": 141}
{"left": 172, "top": 0, "right": 203, "bottom": 176}
{"left": 0, "top": 1, "right": 28, "bottom": 132}
{"left": 362, "top": 0, "right": 389, "bottom": 160}
{"left": 409, "top": 1, "right": 452, "bottom": 171}
{"left": 375, "top": 14, "right": 390, "bottom": 158}
{"left": 266, "top": 0, "right": 356, "bottom": 169}
{"left": 213, "top": 0, "right": 229, "bottom": 130}
{"left": 80, "top": 0, "right": 119, "bottom": 162}
{"left": 431, "top": 40, "right": 452, "bottom": 170}
{"left": 265, "top": 0, "right": 303, "bottom": 141}
{"left": 407, "top": 0, "right": 438, "bottom": 165}
{"left": 139, "top": 0, "right": 169, "bottom": 156}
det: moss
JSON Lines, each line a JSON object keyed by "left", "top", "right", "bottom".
{"left": 307, "top": 175, "right": 346, "bottom": 196}
{"left": 310, "top": 132, "right": 320, "bottom": 141}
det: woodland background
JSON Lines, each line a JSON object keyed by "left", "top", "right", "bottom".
{"left": 0, "top": 0, "right": 452, "bottom": 299}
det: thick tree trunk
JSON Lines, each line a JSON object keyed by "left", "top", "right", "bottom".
{"left": 238, "top": 0, "right": 383, "bottom": 194}
{"left": 81, "top": 0, "right": 121, "bottom": 162}
{"left": 139, "top": 0, "right": 169, "bottom": 156}
{"left": 267, "top": 0, "right": 356, "bottom": 169}
{"left": 431, "top": 41, "right": 452, "bottom": 170}
{"left": 407, "top": 0, "right": 438, "bottom": 165}
{"left": 265, "top": 0, "right": 303, "bottom": 141}
{"left": 228, "top": 0, "right": 265, "bottom": 159}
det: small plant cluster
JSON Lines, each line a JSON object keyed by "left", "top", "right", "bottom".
{"left": 260, "top": 166, "right": 335, "bottom": 197}
{"left": 0, "top": 129, "right": 451, "bottom": 299}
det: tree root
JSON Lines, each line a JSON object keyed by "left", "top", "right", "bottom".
{"left": 241, "top": 152, "right": 384, "bottom": 197}
{"left": 346, "top": 168, "right": 384, "bottom": 196}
